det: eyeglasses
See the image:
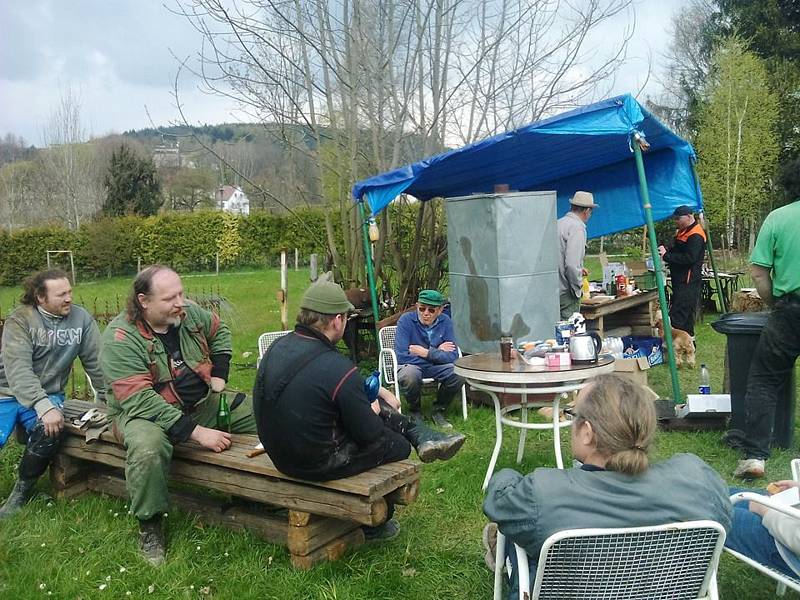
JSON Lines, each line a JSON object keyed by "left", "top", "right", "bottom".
{"left": 563, "top": 407, "right": 582, "bottom": 420}
{"left": 418, "top": 305, "right": 438, "bottom": 314}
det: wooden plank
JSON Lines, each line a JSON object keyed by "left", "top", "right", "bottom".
{"left": 386, "top": 480, "right": 420, "bottom": 506}
{"left": 61, "top": 403, "right": 420, "bottom": 501}
{"left": 289, "top": 528, "right": 365, "bottom": 570}
{"left": 50, "top": 453, "right": 87, "bottom": 490}
{"left": 88, "top": 473, "right": 289, "bottom": 545}
{"left": 287, "top": 517, "right": 359, "bottom": 556}
{"left": 580, "top": 291, "right": 657, "bottom": 319}
{"left": 61, "top": 438, "right": 388, "bottom": 526}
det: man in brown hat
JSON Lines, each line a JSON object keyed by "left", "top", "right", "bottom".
{"left": 558, "top": 191, "right": 598, "bottom": 319}
{"left": 253, "top": 279, "right": 465, "bottom": 540}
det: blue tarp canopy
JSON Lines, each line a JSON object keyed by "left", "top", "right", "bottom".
{"left": 352, "top": 94, "right": 703, "bottom": 239}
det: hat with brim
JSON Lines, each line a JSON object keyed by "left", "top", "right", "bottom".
{"left": 673, "top": 205, "right": 694, "bottom": 217}
{"left": 570, "top": 191, "right": 598, "bottom": 208}
{"left": 418, "top": 289, "right": 444, "bottom": 306}
{"left": 300, "top": 281, "right": 354, "bottom": 314}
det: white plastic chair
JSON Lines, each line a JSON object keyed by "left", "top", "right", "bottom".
{"left": 378, "top": 325, "right": 468, "bottom": 420}
{"left": 257, "top": 330, "right": 291, "bottom": 367}
{"left": 494, "top": 521, "right": 726, "bottom": 600}
{"left": 726, "top": 458, "right": 800, "bottom": 596}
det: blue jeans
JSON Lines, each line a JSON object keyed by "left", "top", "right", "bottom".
{"left": 726, "top": 486, "right": 796, "bottom": 578}
{"left": 0, "top": 394, "right": 65, "bottom": 448}
{"left": 502, "top": 543, "right": 537, "bottom": 600}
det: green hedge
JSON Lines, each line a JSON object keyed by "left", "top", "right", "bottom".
{"left": 0, "top": 210, "right": 335, "bottom": 286}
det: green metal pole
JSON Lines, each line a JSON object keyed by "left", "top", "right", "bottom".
{"left": 690, "top": 163, "right": 728, "bottom": 313}
{"left": 632, "top": 134, "right": 683, "bottom": 404}
{"left": 358, "top": 198, "right": 381, "bottom": 333}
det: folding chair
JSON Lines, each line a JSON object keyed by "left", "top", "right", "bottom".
{"left": 725, "top": 458, "right": 800, "bottom": 596}
{"left": 257, "top": 330, "right": 291, "bottom": 367}
{"left": 378, "top": 325, "right": 468, "bottom": 420}
{"left": 494, "top": 521, "right": 726, "bottom": 600}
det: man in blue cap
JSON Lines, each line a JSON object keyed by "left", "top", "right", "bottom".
{"left": 395, "top": 289, "right": 465, "bottom": 429}
{"left": 658, "top": 205, "right": 706, "bottom": 338}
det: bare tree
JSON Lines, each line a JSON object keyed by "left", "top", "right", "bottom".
{"left": 172, "top": 0, "right": 633, "bottom": 297}
{"left": 38, "top": 89, "right": 103, "bottom": 229}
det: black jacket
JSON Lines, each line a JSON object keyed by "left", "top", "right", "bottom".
{"left": 664, "top": 221, "right": 706, "bottom": 287}
{"left": 252, "top": 324, "right": 384, "bottom": 479}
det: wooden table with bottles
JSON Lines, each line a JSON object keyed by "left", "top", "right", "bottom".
{"left": 579, "top": 289, "right": 658, "bottom": 338}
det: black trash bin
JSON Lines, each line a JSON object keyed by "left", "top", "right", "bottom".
{"left": 711, "top": 312, "right": 796, "bottom": 448}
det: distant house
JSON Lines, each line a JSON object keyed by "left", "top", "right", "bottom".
{"left": 216, "top": 185, "right": 250, "bottom": 215}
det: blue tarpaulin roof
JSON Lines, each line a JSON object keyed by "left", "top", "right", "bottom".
{"left": 352, "top": 94, "right": 703, "bottom": 239}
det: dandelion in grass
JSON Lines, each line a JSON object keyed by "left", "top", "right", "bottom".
{"left": 79, "top": 547, "right": 84, "bottom": 554}
{"left": 196, "top": 545, "right": 201, "bottom": 551}
{"left": 148, "top": 584, "right": 155, "bottom": 593}
{"left": 114, "top": 512, "right": 119, "bottom": 517}
{"left": 435, "top": 488, "right": 444, "bottom": 494}
{"left": 223, "top": 551, "right": 229, "bottom": 557}
{"left": 119, "top": 567, "right": 126, "bottom": 573}
{"left": 105, "top": 575, "right": 111, "bottom": 582}
{"left": 38, "top": 583, "right": 46, "bottom": 590}
{"left": 99, "top": 584, "right": 107, "bottom": 590}
{"left": 126, "top": 592, "right": 131, "bottom": 596}
{"left": 40, "top": 543, "right": 46, "bottom": 547}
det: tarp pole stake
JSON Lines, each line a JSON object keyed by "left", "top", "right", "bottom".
{"left": 358, "top": 199, "right": 381, "bottom": 334}
{"left": 632, "top": 134, "right": 683, "bottom": 404}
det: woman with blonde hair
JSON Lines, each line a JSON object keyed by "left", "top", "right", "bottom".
{"left": 483, "top": 374, "right": 732, "bottom": 599}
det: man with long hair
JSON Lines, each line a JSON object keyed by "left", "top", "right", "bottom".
{"left": 0, "top": 269, "right": 105, "bottom": 517}
{"left": 101, "top": 265, "right": 256, "bottom": 565}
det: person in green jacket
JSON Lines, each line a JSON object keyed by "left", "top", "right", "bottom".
{"left": 101, "top": 265, "right": 256, "bottom": 566}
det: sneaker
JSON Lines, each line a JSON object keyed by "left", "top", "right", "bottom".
{"left": 734, "top": 458, "right": 766, "bottom": 480}
{"left": 432, "top": 412, "right": 453, "bottom": 429}
{"left": 363, "top": 518, "right": 400, "bottom": 542}
{"left": 482, "top": 522, "right": 498, "bottom": 572}
{"left": 138, "top": 518, "right": 166, "bottom": 566}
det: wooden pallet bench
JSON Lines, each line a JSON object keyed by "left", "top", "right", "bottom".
{"left": 54, "top": 400, "right": 420, "bottom": 568}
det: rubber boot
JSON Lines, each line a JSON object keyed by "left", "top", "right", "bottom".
{"left": 379, "top": 401, "right": 465, "bottom": 463}
{"left": 404, "top": 416, "right": 465, "bottom": 463}
{"left": 138, "top": 516, "right": 166, "bottom": 566}
{"left": 0, "top": 478, "right": 37, "bottom": 519}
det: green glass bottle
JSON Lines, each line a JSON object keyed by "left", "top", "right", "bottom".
{"left": 217, "top": 392, "right": 231, "bottom": 433}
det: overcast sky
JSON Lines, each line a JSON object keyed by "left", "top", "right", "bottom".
{"left": 0, "top": 0, "right": 689, "bottom": 146}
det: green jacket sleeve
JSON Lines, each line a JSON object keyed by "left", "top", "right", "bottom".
{"left": 101, "top": 325, "right": 183, "bottom": 432}
{"left": 1, "top": 312, "right": 53, "bottom": 417}
{"left": 78, "top": 316, "right": 106, "bottom": 403}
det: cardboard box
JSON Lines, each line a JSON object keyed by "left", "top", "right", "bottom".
{"left": 676, "top": 394, "right": 731, "bottom": 418}
{"left": 614, "top": 357, "right": 650, "bottom": 387}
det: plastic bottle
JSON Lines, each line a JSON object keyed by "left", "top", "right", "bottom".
{"left": 217, "top": 392, "right": 231, "bottom": 432}
{"left": 581, "top": 275, "right": 591, "bottom": 301}
{"left": 363, "top": 370, "right": 381, "bottom": 403}
{"left": 698, "top": 364, "right": 711, "bottom": 395}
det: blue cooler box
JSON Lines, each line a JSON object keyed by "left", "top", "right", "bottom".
{"left": 622, "top": 335, "right": 663, "bottom": 366}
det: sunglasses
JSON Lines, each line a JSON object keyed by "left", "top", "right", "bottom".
{"left": 418, "top": 305, "right": 439, "bottom": 314}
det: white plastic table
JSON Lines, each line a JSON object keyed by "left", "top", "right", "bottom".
{"left": 454, "top": 353, "right": 615, "bottom": 490}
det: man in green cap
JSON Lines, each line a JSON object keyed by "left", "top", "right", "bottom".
{"left": 253, "top": 280, "right": 465, "bottom": 540}
{"left": 394, "top": 289, "right": 465, "bottom": 428}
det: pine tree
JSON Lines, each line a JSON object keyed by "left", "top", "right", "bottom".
{"left": 103, "top": 144, "right": 162, "bottom": 216}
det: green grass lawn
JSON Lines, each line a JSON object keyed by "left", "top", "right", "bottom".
{"left": 1, "top": 268, "right": 798, "bottom": 599}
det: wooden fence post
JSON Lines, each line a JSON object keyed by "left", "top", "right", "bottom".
{"left": 280, "top": 251, "right": 288, "bottom": 330}
{"left": 309, "top": 254, "right": 318, "bottom": 282}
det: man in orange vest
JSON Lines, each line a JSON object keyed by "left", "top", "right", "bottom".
{"left": 658, "top": 205, "right": 706, "bottom": 337}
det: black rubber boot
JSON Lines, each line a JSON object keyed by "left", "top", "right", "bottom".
{"left": 138, "top": 516, "right": 166, "bottom": 566}
{"left": 378, "top": 400, "right": 465, "bottom": 463}
{"left": 404, "top": 416, "right": 465, "bottom": 463}
{"left": 0, "top": 478, "right": 37, "bottom": 519}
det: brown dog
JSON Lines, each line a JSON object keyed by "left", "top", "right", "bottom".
{"left": 654, "top": 312, "right": 696, "bottom": 368}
